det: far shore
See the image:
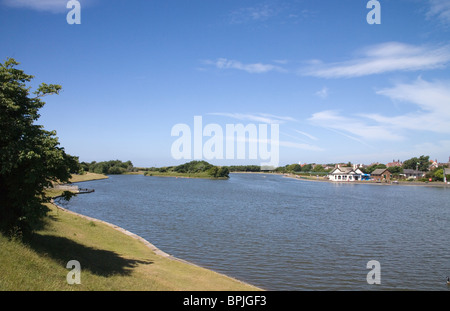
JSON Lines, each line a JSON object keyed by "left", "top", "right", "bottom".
{"left": 124, "top": 171, "right": 229, "bottom": 180}
{"left": 72, "top": 171, "right": 449, "bottom": 188}
{"left": 283, "top": 173, "right": 450, "bottom": 188}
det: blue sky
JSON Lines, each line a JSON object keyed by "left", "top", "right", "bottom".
{"left": 1, "top": 0, "right": 450, "bottom": 167}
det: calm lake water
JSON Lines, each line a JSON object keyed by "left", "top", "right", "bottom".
{"left": 65, "top": 173, "right": 450, "bottom": 290}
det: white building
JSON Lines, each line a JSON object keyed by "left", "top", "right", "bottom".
{"left": 328, "top": 166, "right": 365, "bottom": 182}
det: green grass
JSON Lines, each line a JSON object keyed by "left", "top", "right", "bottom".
{"left": 0, "top": 194, "right": 260, "bottom": 291}
{"left": 69, "top": 172, "right": 109, "bottom": 183}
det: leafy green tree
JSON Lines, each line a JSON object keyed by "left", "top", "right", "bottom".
{"left": 363, "top": 163, "right": 387, "bottom": 174}
{"left": 286, "top": 164, "right": 302, "bottom": 172}
{"left": 387, "top": 166, "right": 403, "bottom": 174}
{"left": 402, "top": 155, "right": 430, "bottom": 172}
{"left": 208, "top": 166, "right": 219, "bottom": 177}
{"left": 108, "top": 166, "right": 125, "bottom": 174}
{"left": 301, "top": 164, "right": 313, "bottom": 172}
{"left": 274, "top": 166, "right": 287, "bottom": 173}
{"left": 217, "top": 166, "right": 230, "bottom": 178}
{"left": 432, "top": 168, "right": 450, "bottom": 182}
{"left": 86, "top": 160, "right": 133, "bottom": 175}
{"left": 0, "top": 58, "right": 79, "bottom": 236}
{"left": 312, "top": 165, "right": 326, "bottom": 172}
{"left": 227, "top": 165, "right": 261, "bottom": 172}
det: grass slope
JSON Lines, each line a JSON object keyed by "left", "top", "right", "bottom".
{"left": 0, "top": 203, "right": 260, "bottom": 291}
{"left": 69, "top": 172, "right": 109, "bottom": 183}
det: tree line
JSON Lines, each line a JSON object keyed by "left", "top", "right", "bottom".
{"left": 79, "top": 160, "right": 134, "bottom": 175}
{"left": 143, "top": 160, "right": 229, "bottom": 178}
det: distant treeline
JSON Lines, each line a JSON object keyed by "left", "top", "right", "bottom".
{"left": 225, "top": 165, "right": 262, "bottom": 172}
{"left": 79, "top": 155, "right": 449, "bottom": 181}
{"left": 143, "top": 160, "right": 230, "bottom": 178}
{"left": 273, "top": 163, "right": 329, "bottom": 173}
{"left": 80, "top": 160, "right": 135, "bottom": 175}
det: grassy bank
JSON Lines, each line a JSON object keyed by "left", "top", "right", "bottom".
{"left": 69, "top": 172, "right": 109, "bottom": 183}
{"left": 0, "top": 202, "right": 260, "bottom": 291}
{"left": 0, "top": 178, "right": 260, "bottom": 291}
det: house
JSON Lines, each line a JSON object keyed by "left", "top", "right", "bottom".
{"left": 328, "top": 166, "right": 365, "bottom": 182}
{"left": 371, "top": 168, "right": 392, "bottom": 182}
{"left": 402, "top": 169, "right": 425, "bottom": 179}
{"left": 387, "top": 159, "right": 402, "bottom": 167}
{"left": 429, "top": 159, "right": 439, "bottom": 170}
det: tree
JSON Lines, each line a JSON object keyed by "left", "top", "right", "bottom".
{"left": 0, "top": 58, "right": 79, "bottom": 236}
{"left": 217, "top": 166, "right": 230, "bottom": 178}
{"left": 286, "top": 164, "right": 301, "bottom": 172}
{"left": 312, "top": 165, "right": 326, "bottom": 172}
{"left": 402, "top": 155, "right": 430, "bottom": 172}
{"left": 363, "top": 163, "right": 387, "bottom": 174}
{"left": 432, "top": 168, "right": 450, "bottom": 182}
{"left": 84, "top": 160, "right": 134, "bottom": 175}
{"left": 387, "top": 166, "right": 403, "bottom": 174}
{"left": 301, "top": 164, "right": 313, "bottom": 172}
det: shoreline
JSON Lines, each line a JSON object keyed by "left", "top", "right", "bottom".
{"left": 125, "top": 171, "right": 229, "bottom": 180}
{"left": 283, "top": 174, "right": 450, "bottom": 188}
{"left": 52, "top": 192, "right": 262, "bottom": 290}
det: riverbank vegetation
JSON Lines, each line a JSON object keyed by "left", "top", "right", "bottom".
{"left": 79, "top": 160, "right": 135, "bottom": 175}
{"left": 143, "top": 160, "right": 229, "bottom": 179}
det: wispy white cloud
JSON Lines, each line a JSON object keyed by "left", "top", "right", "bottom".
{"left": 208, "top": 114, "right": 322, "bottom": 151}
{"left": 204, "top": 58, "right": 286, "bottom": 74}
{"left": 229, "top": 4, "right": 276, "bottom": 24}
{"left": 315, "top": 87, "right": 329, "bottom": 99}
{"left": 209, "top": 112, "right": 296, "bottom": 124}
{"left": 273, "top": 59, "right": 289, "bottom": 65}
{"left": 293, "top": 129, "right": 318, "bottom": 141}
{"left": 277, "top": 140, "right": 324, "bottom": 151}
{"left": 427, "top": 0, "right": 450, "bottom": 25}
{"left": 308, "top": 110, "right": 404, "bottom": 142}
{"left": 3, "top": 0, "right": 68, "bottom": 13}
{"left": 325, "top": 127, "right": 375, "bottom": 149}
{"left": 2, "top": 0, "right": 95, "bottom": 13}
{"left": 228, "top": 2, "right": 311, "bottom": 25}
{"left": 308, "top": 78, "right": 450, "bottom": 145}
{"left": 362, "top": 77, "right": 450, "bottom": 134}
{"left": 229, "top": 135, "right": 324, "bottom": 152}
{"left": 302, "top": 42, "right": 450, "bottom": 78}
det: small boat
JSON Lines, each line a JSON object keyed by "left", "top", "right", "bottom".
{"left": 447, "top": 277, "right": 450, "bottom": 286}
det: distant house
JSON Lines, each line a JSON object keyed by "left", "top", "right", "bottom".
{"left": 328, "top": 166, "right": 365, "bottom": 182}
{"left": 371, "top": 168, "right": 392, "bottom": 182}
{"left": 429, "top": 159, "right": 439, "bottom": 170}
{"left": 402, "top": 169, "right": 425, "bottom": 179}
{"left": 387, "top": 160, "right": 402, "bottom": 167}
